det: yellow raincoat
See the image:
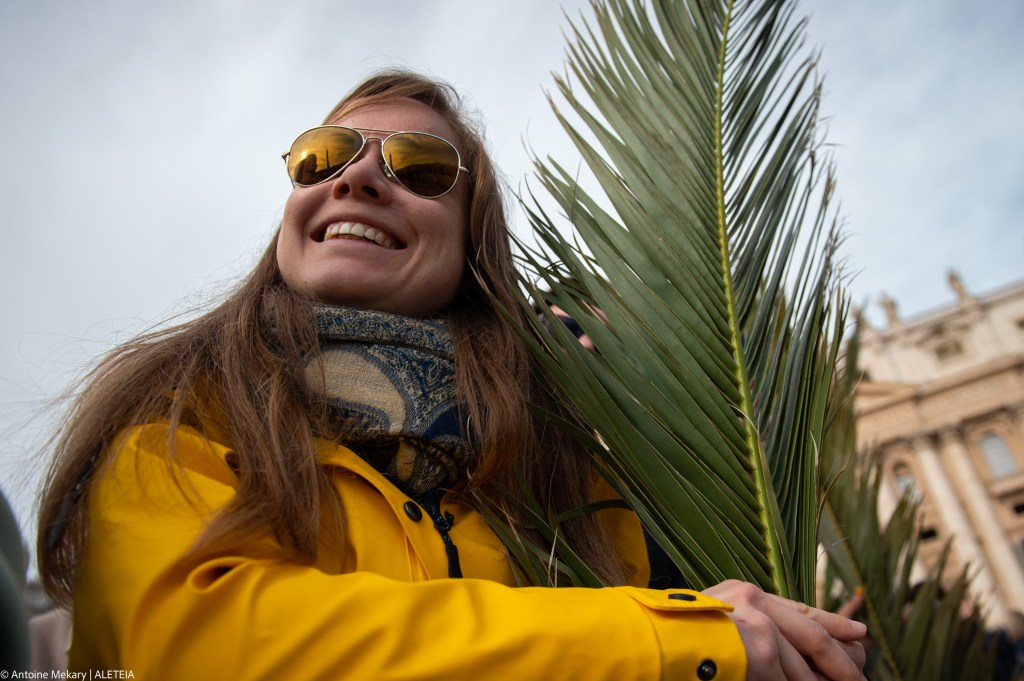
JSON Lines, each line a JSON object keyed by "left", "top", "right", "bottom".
{"left": 69, "top": 423, "right": 745, "bottom": 680}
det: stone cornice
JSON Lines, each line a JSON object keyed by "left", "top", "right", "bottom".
{"left": 936, "top": 425, "right": 965, "bottom": 448}
{"left": 910, "top": 433, "right": 936, "bottom": 452}
{"left": 855, "top": 353, "right": 1024, "bottom": 419}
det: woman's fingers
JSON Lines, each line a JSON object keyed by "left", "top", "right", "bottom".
{"left": 837, "top": 640, "right": 866, "bottom": 672}
{"left": 763, "top": 597, "right": 865, "bottom": 680}
{"left": 704, "top": 580, "right": 867, "bottom": 681}
{"left": 728, "top": 607, "right": 796, "bottom": 680}
{"left": 774, "top": 596, "right": 868, "bottom": 642}
{"left": 727, "top": 606, "right": 820, "bottom": 681}
{"left": 776, "top": 626, "right": 821, "bottom": 681}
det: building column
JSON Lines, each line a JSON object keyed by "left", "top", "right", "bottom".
{"left": 938, "top": 428, "right": 1024, "bottom": 624}
{"left": 911, "top": 434, "right": 1010, "bottom": 625}
{"left": 876, "top": 469, "right": 898, "bottom": 527}
{"left": 876, "top": 450, "right": 928, "bottom": 583}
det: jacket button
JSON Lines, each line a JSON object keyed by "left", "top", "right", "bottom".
{"left": 403, "top": 501, "right": 423, "bottom": 522}
{"left": 697, "top": 659, "right": 717, "bottom": 680}
{"left": 669, "top": 592, "right": 696, "bottom": 601}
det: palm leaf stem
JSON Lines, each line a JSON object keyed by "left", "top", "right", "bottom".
{"left": 712, "top": 0, "right": 792, "bottom": 599}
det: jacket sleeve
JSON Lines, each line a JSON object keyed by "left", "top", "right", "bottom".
{"left": 70, "top": 424, "right": 746, "bottom": 681}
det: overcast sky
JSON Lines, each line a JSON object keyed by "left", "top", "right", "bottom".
{"left": 2, "top": 0, "right": 1022, "bottom": 560}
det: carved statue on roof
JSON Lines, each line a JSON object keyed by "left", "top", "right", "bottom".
{"left": 878, "top": 292, "right": 899, "bottom": 328}
{"left": 947, "top": 269, "right": 973, "bottom": 302}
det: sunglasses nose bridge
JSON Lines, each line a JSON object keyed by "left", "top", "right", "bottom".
{"left": 353, "top": 134, "right": 405, "bottom": 186}
{"left": 362, "top": 134, "right": 397, "bottom": 173}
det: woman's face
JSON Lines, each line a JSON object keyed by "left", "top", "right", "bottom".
{"left": 277, "top": 98, "right": 469, "bottom": 318}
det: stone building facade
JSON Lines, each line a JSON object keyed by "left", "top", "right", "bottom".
{"left": 855, "top": 273, "right": 1024, "bottom": 626}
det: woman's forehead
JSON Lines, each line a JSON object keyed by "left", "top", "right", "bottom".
{"left": 327, "top": 98, "right": 458, "bottom": 141}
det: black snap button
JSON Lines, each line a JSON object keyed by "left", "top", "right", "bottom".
{"left": 697, "top": 659, "right": 717, "bottom": 680}
{"left": 403, "top": 501, "right": 423, "bottom": 522}
{"left": 669, "top": 592, "right": 696, "bottom": 601}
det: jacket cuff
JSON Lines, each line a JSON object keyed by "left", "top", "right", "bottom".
{"left": 619, "top": 587, "right": 747, "bottom": 681}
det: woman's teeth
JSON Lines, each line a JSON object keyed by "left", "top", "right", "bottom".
{"left": 323, "top": 222, "right": 398, "bottom": 249}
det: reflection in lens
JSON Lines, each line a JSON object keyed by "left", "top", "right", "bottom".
{"left": 288, "top": 127, "right": 363, "bottom": 186}
{"left": 385, "top": 133, "right": 459, "bottom": 197}
{"left": 295, "top": 154, "right": 321, "bottom": 185}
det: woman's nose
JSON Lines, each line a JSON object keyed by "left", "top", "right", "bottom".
{"left": 330, "top": 139, "right": 393, "bottom": 202}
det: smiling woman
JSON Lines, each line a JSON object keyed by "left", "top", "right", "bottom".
{"left": 34, "top": 69, "right": 865, "bottom": 681}
{"left": 277, "top": 99, "right": 469, "bottom": 318}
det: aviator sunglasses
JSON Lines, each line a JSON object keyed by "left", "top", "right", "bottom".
{"left": 283, "top": 125, "right": 469, "bottom": 198}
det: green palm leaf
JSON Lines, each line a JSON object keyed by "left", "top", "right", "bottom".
{"left": 819, "top": 327, "right": 996, "bottom": 680}
{"left": 516, "top": 0, "right": 845, "bottom": 601}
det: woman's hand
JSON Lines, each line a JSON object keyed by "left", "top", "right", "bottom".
{"left": 703, "top": 580, "right": 867, "bottom": 681}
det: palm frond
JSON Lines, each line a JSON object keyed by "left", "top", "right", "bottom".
{"left": 819, "top": 326, "right": 996, "bottom": 680}
{"left": 515, "top": 0, "right": 844, "bottom": 601}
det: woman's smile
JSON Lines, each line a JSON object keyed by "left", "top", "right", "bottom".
{"left": 320, "top": 221, "right": 402, "bottom": 249}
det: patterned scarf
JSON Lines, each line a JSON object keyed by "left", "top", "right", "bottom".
{"left": 307, "top": 303, "right": 474, "bottom": 497}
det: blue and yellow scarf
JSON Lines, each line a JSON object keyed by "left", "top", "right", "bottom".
{"left": 308, "top": 304, "right": 474, "bottom": 497}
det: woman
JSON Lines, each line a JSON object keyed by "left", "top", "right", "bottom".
{"left": 37, "top": 70, "right": 865, "bottom": 680}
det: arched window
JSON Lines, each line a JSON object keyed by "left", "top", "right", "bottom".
{"left": 893, "top": 463, "right": 918, "bottom": 499}
{"left": 981, "top": 432, "right": 1017, "bottom": 478}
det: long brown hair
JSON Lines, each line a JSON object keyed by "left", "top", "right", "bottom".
{"left": 37, "top": 70, "right": 626, "bottom": 604}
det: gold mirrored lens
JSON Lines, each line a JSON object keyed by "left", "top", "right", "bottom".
{"left": 383, "top": 132, "right": 460, "bottom": 198}
{"left": 287, "top": 127, "right": 363, "bottom": 186}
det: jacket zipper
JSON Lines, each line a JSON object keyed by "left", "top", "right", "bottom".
{"left": 418, "top": 492, "right": 463, "bottom": 579}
